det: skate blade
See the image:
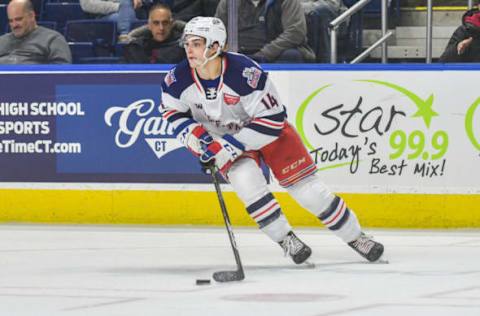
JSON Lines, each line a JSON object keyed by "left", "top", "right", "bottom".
{"left": 302, "top": 260, "right": 316, "bottom": 269}
{"left": 372, "top": 257, "right": 389, "bottom": 264}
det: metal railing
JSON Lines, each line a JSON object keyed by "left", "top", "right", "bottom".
{"left": 227, "top": 0, "right": 238, "bottom": 52}
{"left": 426, "top": 0, "right": 433, "bottom": 63}
{"left": 329, "top": 0, "right": 390, "bottom": 64}
{"left": 226, "top": 0, "right": 476, "bottom": 63}
{"left": 350, "top": 31, "right": 394, "bottom": 63}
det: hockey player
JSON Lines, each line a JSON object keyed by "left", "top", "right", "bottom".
{"left": 160, "top": 16, "right": 384, "bottom": 264}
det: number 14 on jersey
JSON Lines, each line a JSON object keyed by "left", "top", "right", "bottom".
{"left": 261, "top": 93, "right": 279, "bottom": 109}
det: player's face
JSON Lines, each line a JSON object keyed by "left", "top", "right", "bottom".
{"left": 148, "top": 8, "right": 173, "bottom": 42}
{"left": 184, "top": 36, "right": 209, "bottom": 68}
{"left": 8, "top": 3, "right": 36, "bottom": 38}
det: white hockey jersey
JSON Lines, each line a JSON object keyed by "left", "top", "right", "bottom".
{"left": 160, "top": 52, "right": 286, "bottom": 151}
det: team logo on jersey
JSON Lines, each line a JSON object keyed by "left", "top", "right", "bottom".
{"left": 206, "top": 87, "right": 217, "bottom": 100}
{"left": 242, "top": 67, "right": 262, "bottom": 89}
{"left": 164, "top": 68, "right": 176, "bottom": 87}
{"left": 223, "top": 93, "right": 240, "bottom": 105}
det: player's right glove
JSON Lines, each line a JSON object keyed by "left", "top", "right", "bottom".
{"left": 177, "top": 121, "right": 213, "bottom": 156}
{"left": 199, "top": 135, "right": 245, "bottom": 175}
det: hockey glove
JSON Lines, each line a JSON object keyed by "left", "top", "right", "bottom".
{"left": 177, "top": 122, "right": 213, "bottom": 156}
{"left": 199, "top": 135, "right": 245, "bottom": 175}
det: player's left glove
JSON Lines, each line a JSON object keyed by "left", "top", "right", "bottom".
{"left": 199, "top": 135, "right": 245, "bottom": 175}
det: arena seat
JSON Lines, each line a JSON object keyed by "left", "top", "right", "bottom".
{"left": 65, "top": 20, "right": 118, "bottom": 63}
{"left": 64, "top": 20, "right": 116, "bottom": 56}
{"left": 37, "top": 20, "right": 58, "bottom": 31}
{"left": 68, "top": 42, "right": 95, "bottom": 63}
{"left": 0, "top": 4, "right": 6, "bottom": 35}
{"left": 43, "top": 3, "right": 85, "bottom": 32}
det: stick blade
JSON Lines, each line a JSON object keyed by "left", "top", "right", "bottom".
{"left": 212, "top": 270, "right": 245, "bottom": 282}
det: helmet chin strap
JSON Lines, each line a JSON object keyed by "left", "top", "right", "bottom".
{"left": 198, "top": 46, "right": 221, "bottom": 67}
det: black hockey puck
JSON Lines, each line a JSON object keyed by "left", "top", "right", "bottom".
{"left": 196, "top": 279, "right": 211, "bottom": 285}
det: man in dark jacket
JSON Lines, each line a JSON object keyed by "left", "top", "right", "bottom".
{"left": 440, "top": 6, "right": 480, "bottom": 62}
{"left": 215, "top": 0, "right": 315, "bottom": 63}
{"left": 123, "top": 3, "right": 186, "bottom": 63}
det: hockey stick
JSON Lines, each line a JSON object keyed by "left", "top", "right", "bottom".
{"left": 208, "top": 164, "right": 245, "bottom": 282}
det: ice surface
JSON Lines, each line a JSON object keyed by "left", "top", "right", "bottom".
{"left": 0, "top": 224, "right": 479, "bottom": 316}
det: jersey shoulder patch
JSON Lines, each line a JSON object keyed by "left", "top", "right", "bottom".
{"left": 223, "top": 52, "right": 267, "bottom": 96}
{"left": 161, "top": 60, "right": 193, "bottom": 99}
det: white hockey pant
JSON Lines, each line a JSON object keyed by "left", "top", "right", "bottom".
{"left": 228, "top": 158, "right": 292, "bottom": 242}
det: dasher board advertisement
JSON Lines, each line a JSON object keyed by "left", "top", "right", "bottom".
{"left": 0, "top": 65, "right": 479, "bottom": 194}
{"left": 270, "top": 69, "right": 480, "bottom": 194}
{"left": 0, "top": 71, "right": 209, "bottom": 183}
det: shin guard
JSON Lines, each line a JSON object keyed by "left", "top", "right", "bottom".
{"left": 319, "top": 196, "right": 361, "bottom": 243}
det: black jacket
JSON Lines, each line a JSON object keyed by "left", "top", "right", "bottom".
{"left": 172, "top": 0, "right": 220, "bottom": 22}
{"left": 439, "top": 8, "right": 480, "bottom": 62}
{"left": 123, "top": 21, "right": 186, "bottom": 64}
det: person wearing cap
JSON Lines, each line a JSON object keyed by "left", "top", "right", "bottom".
{"left": 440, "top": 6, "right": 480, "bottom": 62}
{"left": 159, "top": 16, "right": 384, "bottom": 265}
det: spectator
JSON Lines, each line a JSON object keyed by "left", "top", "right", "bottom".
{"left": 215, "top": 0, "right": 315, "bottom": 63}
{"left": 301, "top": 0, "right": 348, "bottom": 63}
{"left": 440, "top": 6, "right": 480, "bottom": 62}
{"left": 79, "top": 0, "right": 149, "bottom": 42}
{"left": 123, "top": 3, "right": 186, "bottom": 63}
{"left": 0, "top": 0, "right": 71, "bottom": 64}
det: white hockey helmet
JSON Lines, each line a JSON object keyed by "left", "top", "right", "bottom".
{"left": 182, "top": 17, "right": 227, "bottom": 63}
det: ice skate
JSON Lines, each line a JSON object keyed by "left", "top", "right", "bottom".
{"left": 348, "top": 233, "right": 384, "bottom": 262}
{"left": 279, "top": 231, "right": 312, "bottom": 264}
